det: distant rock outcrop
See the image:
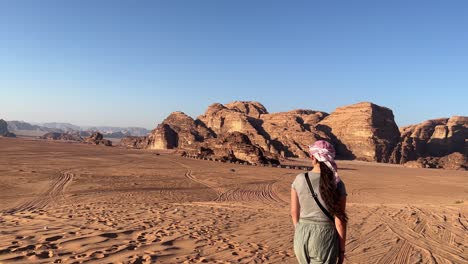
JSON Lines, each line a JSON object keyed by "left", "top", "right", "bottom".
{"left": 39, "top": 131, "right": 112, "bottom": 146}
{"left": 40, "top": 132, "right": 82, "bottom": 141}
{"left": 102, "top": 131, "right": 131, "bottom": 138}
{"left": 0, "top": 119, "right": 16, "bottom": 137}
{"left": 84, "top": 132, "right": 112, "bottom": 146}
{"left": 119, "top": 136, "right": 149, "bottom": 149}
{"left": 317, "top": 102, "right": 400, "bottom": 162}
{"left": 404, "top": 152, "right": 467, "bottom": 170}
{"left": 391, "top": 116, "right": 468, "bottom": 168}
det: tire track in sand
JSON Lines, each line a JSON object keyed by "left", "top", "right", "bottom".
{"left": 173, "top": 160, "right": 286, "bottom": 205}
{"left": 5, "top": 171, "right": 74, "bottom": 214}
{"left": 214, "top": 180, "right": 286, "bottom": 204}
{"left": 377, "top": 208, "right": 466, "bottom": 264}
{"left": 184, "top": 168, "right": 223, "bottom": 197}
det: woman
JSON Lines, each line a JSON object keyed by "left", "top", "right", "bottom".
{"left": 291, "top": 140, "right": 348, "bottom": 264}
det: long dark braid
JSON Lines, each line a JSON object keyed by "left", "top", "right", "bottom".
{"left": 319, "top": 162, "right": 348, "bottom": 222}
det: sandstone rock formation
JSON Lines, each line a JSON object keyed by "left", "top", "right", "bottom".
{"left": 404, "top": 152, "right": 467, "bottom": 170}
{"left": 317, "top": 102, "right": 400, "bottom": 162}
{"left": 197, "top": 103, "right": 273, "bottom": 156}
{"left": 125, "top": 101, "right": 465, "bottom": 170}
{"left": 147, "top": 111, "right": 214, "bottom": 150}
{"left": 391, "top": 116, "right": 468, "bottom": 167}
{"left": 260, "top": 110, "right": 329, "bottom": 158}
{"left": 119, "top": 136, "right": 149, "bottom": 149}
{"left": 40, "top": 132, "right": 83, "bottom": 141}
{"left": 438, "top": 152, "right": 467, "bottom": 170}
{"left": 185, "top": 132, "right": 279, "bottom": 165}
{"left": 196, "top": 102, "right": 330, "bottom": 158}
{"left": 84, "top": 132, "right": 112, "bottom": 146}
{"left": 224, "top": 101, "right": 268, "bottom": 118}
{"left": 0, "top": 119, "right": 16, "bottom": 137}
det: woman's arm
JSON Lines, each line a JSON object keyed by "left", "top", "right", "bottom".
{"left": 335, "top": 196, "right": 347, "bottom": 264}
{"left": 291, "top": 188, "right": 300, "bottom": 227}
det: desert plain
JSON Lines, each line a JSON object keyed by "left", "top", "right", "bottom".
{"left": 0, "top": 137, "right": 466, "bottom": 264}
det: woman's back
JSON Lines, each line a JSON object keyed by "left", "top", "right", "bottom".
{"left": 292, "top": 172, "right": 347, "bottom": 223}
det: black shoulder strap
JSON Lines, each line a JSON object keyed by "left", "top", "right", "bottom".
{"left": 304, "top": 172, "right": 334, "bottom": 222}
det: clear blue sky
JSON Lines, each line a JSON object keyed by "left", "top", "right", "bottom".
{"left": 1, "top": 0, "right": 467, "bottom": 129}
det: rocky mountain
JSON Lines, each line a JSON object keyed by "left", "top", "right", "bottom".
{"left": 7, "top": 121, "right": 56, "bottom": 132}
{"left": 40, "top": 122, "right": 81, "bottom": 132}
{"left": 121, "top": 101, "right": 466, "bottom": 169}
{"left": 0, "top": 119, "right": 16, "bottom": 137}
{"left": 82, "top": 126, "right": 149, "bottom": 137}
{"left": 6, "top": 121, "right": 149, "bottom": 137}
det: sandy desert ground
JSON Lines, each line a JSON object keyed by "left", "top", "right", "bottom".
{"left": 0, "top": 137, "right": 466, "bottom": 264}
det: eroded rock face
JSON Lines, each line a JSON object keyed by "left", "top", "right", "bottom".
{"left": 0, "top": 119, "right": 16, "bottom": 137}
{"left": 404, "top": 152, "right": 467, "bottom": 170}
{"left": 391, "top": 116, "right": 468, "bottom": 164}
{"left": 84, "top": 132, "right": 112, "bottom": 146}
{"left": 119, "top": 136, "right": 149, "bottom": 149}
{"left": 197, "top": 104, "right": 274, "bottom": 157}
{"left": 147, "top": 111, "right": 215, "bottom": 150}
{"left": 259, "top": 110, "right": 329, "bottom": 158}
{"left": 197, "top": 104, "right": 262, "bottom": 139}
{"left": 196, "top": 103, "right": 331, "bottom": 158}
{"left": 317, "top": 102, "right": 400, "bottom": 162}
{"left": 439, "top": 152, "right": 467, "bottom": 170}
{"left": 225, "top": 101, "right": 268, "bottom": 118}
{"left": 212, "top": 132, "right": 278, "bottom": 164}
{"left": 186, "top": 132, "right": 279, "bottom": 165}
{"left": 146, "top": 102, "right": 316, "bottom": 163}
{"left": 40, "top": 132, "right": 82, "bottom": 141}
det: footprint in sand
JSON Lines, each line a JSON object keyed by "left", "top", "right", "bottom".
{"left": 35, "top": 250, "right": 54, "bottom": 258}
{"left": 99, "top": 232, "right": 118, "bottom": 239}
{"left": 45, "top": 235, "right": 63, "bottom": 242}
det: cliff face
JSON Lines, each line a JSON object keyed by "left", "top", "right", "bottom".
{"left": 317, "top": 102, "right": 400, "bottom": 162}
{"left": 259, "top": 110, "right": 329, "bottom": 158}
{"left": 391, "top": 116, "right": 468, "bottom": 169}
{"left": 147, "top": 111, "right": 215, "bottom": 151}
{"left": 119, "top": 136, "right": 149, "bottom": 149}
{"left": 198, "top": 132, "right": 279, "bottom": 165}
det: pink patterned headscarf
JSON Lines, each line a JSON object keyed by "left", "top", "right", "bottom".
{"left": 308, "top": 140, "right": 341, "bottom": 184}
